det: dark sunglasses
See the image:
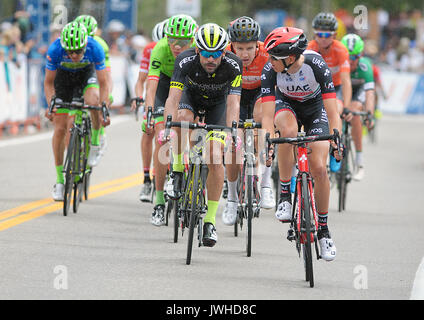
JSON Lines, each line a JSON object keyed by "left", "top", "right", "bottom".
{"left": 314, "top": 31, "right": 335, "bottom": 39}
{"left": 66, "top": 48, "right": 85, "bottom": 55}
{"left": 199, "top": 50, "right": 223, "bottom": 59}
{"left": 349, "top": 54, "right": 361, "bottom": 61}
{"left": 167, "top": 37, "right": 191, "bottom": 47}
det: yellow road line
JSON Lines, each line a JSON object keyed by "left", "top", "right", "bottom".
{"left": 0, "top": 174, "right": 143, "bottom": 231}
{"left": 0, "top": 173, "right": 143, "bottom": 222}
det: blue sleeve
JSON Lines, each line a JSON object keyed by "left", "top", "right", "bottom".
{"left": 45, "top": 39, "right": 62, "bottom": 71}
{"left": 89, "top": 37, "right": 106, "bottom": 71}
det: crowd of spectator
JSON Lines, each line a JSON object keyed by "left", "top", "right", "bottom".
{"left": 339, "top": 9, "right": 424, "bottom": 73}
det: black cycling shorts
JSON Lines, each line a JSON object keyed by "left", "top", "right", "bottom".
{"left": 239, "top": 88, "right": 261, "bottom": 121}
{"left": 154, "top": 73, "right": 171, "bottom": 111}
{"left": 274, "top": 89, "right": 329, "bottom": 136}
{"left": 54, "top": 66, "right": 98, "bottom": 102}
{"left": 178, "top": 88, "right": 227, "bottom": 126}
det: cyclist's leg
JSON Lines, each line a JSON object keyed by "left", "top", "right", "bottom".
{"left": 349, "top": 88, "right": 366, "bottom": 179}
{"left": 273, "top": 100, "right": 297, "bottom": 221}
{"left": 151, "top": 75, "right": 171, "bottom": 225}
{"left": 304, "top": 107, "right": 336, "bottom": 261}
{"left": 51, "top": 70, "right": 75, "bottom": 198}
{"left": 141, "top": 115, "right": 154, "bottom": 183}
{"left": 204, "top": 101, "right": 227, "bottom": 228}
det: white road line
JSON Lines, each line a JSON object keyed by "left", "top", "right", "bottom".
{"left": 0, "top": 115, "right": 133, "bottom": 148}
{"left": 410, "top": 257, "right": 424, "bottom": 300}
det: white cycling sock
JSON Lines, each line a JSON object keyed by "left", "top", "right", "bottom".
{"left": 227, "top": 180, "right": 238, "bottom": 202}
{"left": 261, "top": 165, "right": 272, "bottom": 189}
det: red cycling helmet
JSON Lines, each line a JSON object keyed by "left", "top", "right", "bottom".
{"left": 264, "top": 27, "right": 308, "bottom": 58}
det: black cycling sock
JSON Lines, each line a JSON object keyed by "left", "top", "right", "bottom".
{"left": 144, "top": 168, "right": 151, "bottom": 183}
{"left": 280, "top": 179, "right": 291, "bottom": 202}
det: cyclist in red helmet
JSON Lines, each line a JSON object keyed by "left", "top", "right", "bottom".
{"left": 261, "top": 27, "right": 342, "bottom": 261}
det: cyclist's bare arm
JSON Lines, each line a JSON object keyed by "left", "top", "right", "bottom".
{"left": 132, "top": 72, "right": 147, "bottom": 111}
{"left": 164, "top": 87, "right": 183, "bottom": 123}
{"left": 226, "top": 94, "right": 240, "bottom": 127}
{"left": 96, "top": 68, "right": 109, "bottom": 106}
{"left": 323, "top": 97, "right": 342, "bottom": 159}
{"left": 44, "top": 69, "right": 57, "bottom": 120}
{"left": 340, "top": 71, "right": 352, "bottom": 111}
{"left": 144, "top": 78, "right": 159, "bottom": 110}
{"left": 261, "top": 100, "right": 276, "bottom": 138}
{"left": 365, "top": 89, "right": 375, "bottom": 114}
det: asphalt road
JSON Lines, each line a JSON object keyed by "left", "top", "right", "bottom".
{"left": 0, "top": 113, "right": 423, "bottom": 301}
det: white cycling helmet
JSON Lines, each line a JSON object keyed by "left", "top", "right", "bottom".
{"left": 195, "top": 23, "right": 229, "bottom": 51}
{"left": 152, "top": 19, "right": 168, "bottom": 42}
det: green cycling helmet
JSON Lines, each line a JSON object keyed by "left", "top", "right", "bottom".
{"left": 341, "top": 33, "right": 364, "bottom": 56}
{"left": 61, "top": 21, "right": 88, "bottom": 51}
{"left": 165, "top": 14, "right": 197, "bottom": 39}
{"left": 75, "top": 15, "right": 98, "bottom": 37}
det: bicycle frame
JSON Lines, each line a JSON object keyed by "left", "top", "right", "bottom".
{"left": 294, "top": 140, "right": 319, "bottom": 246}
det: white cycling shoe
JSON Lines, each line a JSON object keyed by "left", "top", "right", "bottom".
{"left": 260, "top": 187, "right": 276, "bottom": 209}
{"left": 88, "top": 145, "right": 102, "bottom": 167}
{"left": 353, "top": 166, "right": 365, "bottom": 181}
{"left": 275, "top": 200, "right": 292, "bottom": 222}
{"left": 52, "top": 183, "right": 64, "bottom": 201}
{"left": 318, "top": 230, "right": 337, "bottom": 261}
{"left": 222, "top": 201, "right": 238, "bottom": 226}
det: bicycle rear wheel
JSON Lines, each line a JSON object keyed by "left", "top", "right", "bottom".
{"left": 338, "top": 134, "right": 352, "bottom": 212}
{"left": 63, "top": 129, "right": 78, "bottom": 216}
{"left": 301, "top": 172, "right": 314, "bottom": 288}
{"left": 173, "top": 200, "right": 180, "bottom": 243}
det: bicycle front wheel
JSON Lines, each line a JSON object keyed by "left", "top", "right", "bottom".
{"left": 63, "top": 129, "right": 78, "bottom": 216}
{"left": 186, "top": 164, "right": 200, "bottom": 265}
{"left": 301, "top": 172, "right": 314, "bottom": 288}
{"left": 246, "top": 173, "right": 253, "bottom": 257}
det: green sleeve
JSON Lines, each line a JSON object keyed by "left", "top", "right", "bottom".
{"left": 358, "top": 57, "right": 375, "bottom": 90}
{"left": 93, "top": 36, "right": 111, "bottom": 68}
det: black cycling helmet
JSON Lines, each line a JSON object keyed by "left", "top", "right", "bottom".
{"left": 227, "top": 16, "right": 260, "bottom": 42}
{"left": 312, "top": 12, "right": 338, "bottom": 31}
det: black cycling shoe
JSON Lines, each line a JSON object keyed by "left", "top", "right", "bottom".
{"left": 202, "top": 223, "right": 217, "bottom": 247}
{"left": 151, "top": 204, "right": 165, "bottom": 226}
{"left": 167, "top": 171, "right": 183, "bottom": 200}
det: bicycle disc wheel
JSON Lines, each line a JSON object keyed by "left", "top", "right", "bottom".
{"left": 301, "top": 173, "right": 314, "bottom": 287}
{"left": 63, "top": 130, "right": 77, "bottom": 216}
{"left": 186, "top": 164, "right": 200, "bottom": 265}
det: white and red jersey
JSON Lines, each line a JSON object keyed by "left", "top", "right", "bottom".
{"left": 139, "top": 41, "right": 157, "bottom": 74}
{"left": 261, "top": 50, "right": 336, "bottom": 105}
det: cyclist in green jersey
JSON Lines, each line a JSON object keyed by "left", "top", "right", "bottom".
{"left": 341, "top": 34, "right": 375, "bottom": 181}
{"left": 144, "top": 14, "right": 197, "bottom": 226}
{"left": 75, "top": 15, "right": 112, "bottom": 156}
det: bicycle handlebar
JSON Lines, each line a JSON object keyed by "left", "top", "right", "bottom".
{"left": 265, "top": 129, "right": 341, "bottom": 165}
{"left": 130, "top": 97, "right": 145, "bottom": 121}
{"left": 164, "top": 115, "right": 238, "bottom": 146}
{"left": 238, "top": 119, "right": 262, "bottom": 129}
{"left": 145, "top": 106, "right": 165, "bottom": 129}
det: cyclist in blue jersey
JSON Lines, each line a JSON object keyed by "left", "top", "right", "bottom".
{"left": 44, "top": 21, "right": 110, "bottom": 201}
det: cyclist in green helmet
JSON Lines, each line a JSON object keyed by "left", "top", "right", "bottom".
{"left": 131, "top": 19, "right": 168, "bottom": 203}
{"left": 144, "top": 14, "right": 197, "bottom": 226}
{"left": 44, "top": 21, "right": 110, "bottom": 201}
{"left": 75, "top": 14, "right": 112, "bottom": 155}
{"left": 341, "top": 33, "right": 375, "bottom": 181}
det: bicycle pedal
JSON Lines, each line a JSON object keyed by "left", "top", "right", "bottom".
{"left": 287, "top": 228, "right": 295, "bottom": 241}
